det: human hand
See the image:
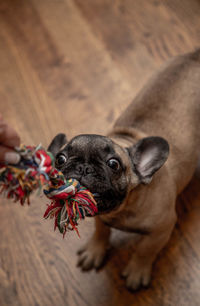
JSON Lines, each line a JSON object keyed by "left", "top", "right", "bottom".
{"left": 0, "top": 115, "right": 20, "bottom": 164}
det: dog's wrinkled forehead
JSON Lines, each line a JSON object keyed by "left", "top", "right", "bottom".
{"left": 64, "top": 134, "right": 115, "bottom": 158}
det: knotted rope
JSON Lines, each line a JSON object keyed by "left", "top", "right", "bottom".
{"left": 0, "top": 145, "right": 98, "bottom": 236}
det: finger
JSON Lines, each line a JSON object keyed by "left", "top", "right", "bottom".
{"left": 0, "top": 145, "right": 21, "bottom": 164}
{"left": 0, "top": 121, "right": 20, "bottom": 148}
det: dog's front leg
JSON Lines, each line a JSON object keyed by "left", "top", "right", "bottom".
{"left": 122, "top": 221, "right": 175, "bottom": 291}
{"left": 77, "top": 216, "right": 111, "bottom": 270}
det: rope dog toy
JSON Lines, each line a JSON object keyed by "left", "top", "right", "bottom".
{"left": 0, "top": 145, "right": 98, "bottom": 236}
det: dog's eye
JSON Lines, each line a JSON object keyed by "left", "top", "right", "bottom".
{"left": 107, "top": 158, "right": 120, "bottom": 171}
{"left": 56, "top": 153, "right": 67, "bottom": 167}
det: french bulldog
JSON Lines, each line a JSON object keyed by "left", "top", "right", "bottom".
{"left": 48, "top": 48, "right": 200, "bottom": 291}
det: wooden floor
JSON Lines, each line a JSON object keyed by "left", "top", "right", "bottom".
{"left": 0, "top": 0, "right": 200, "bottom": 305}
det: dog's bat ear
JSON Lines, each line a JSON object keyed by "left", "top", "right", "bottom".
{"left": 47, "top": 133, "right": 67, "bottom": 157}
{"left": 127, "top": 137, "right": 169, "bottom": 184}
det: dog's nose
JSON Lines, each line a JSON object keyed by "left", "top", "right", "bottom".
{"left": 85, "top": 165, "right": 94, "bottom": 175}
{"left": 76, "top": 164, "right": 94, "bottom": 176}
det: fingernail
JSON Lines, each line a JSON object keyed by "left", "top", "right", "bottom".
{"left": 4, "top": 152, "right": 21, "bottom": 164}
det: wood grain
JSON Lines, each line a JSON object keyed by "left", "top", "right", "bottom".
{"left": 0, "top": 0, "right": 200, "bottom": 305}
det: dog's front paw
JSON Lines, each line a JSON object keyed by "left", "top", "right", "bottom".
{"left": 77, "top": 238, "right": 108, "bottom": 271}
{"left": 122, "top": 260, "right": 152, "bottom": 291}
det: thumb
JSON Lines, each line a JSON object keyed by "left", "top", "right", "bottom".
{"left": 0, "top": 145, "right": 21, "bottom": 164}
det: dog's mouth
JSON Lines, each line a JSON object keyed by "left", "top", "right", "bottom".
{"left": 86, "top": 192, "right": 106, "bottom": 214}
{"left": 92, "top": 192, "right": 122, "bottom": 214}
{"left": 93, "top": 192, "right": 101, "bottom": 199}
{"left": 63, "top": 174, "right": 120, "bottom": 214}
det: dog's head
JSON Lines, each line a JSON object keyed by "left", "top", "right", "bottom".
{"left": 48, "top": 133, "right": 169, "bottom": 214}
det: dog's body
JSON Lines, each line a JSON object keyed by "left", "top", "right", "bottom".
{"left": 49, "top": 49, "right": 200, "bottom": 290}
